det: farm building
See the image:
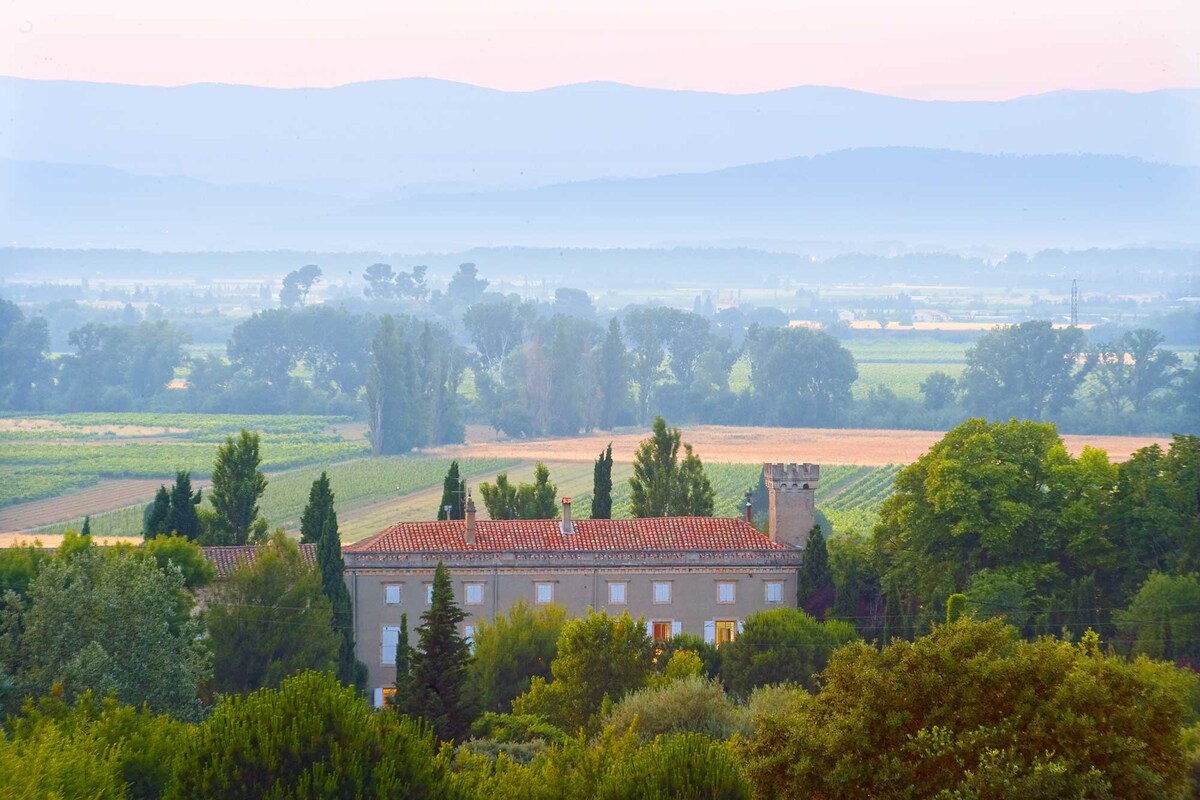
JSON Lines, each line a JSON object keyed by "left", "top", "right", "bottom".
{"left": 343, "top": 462, "right": 818, "bottom": 708}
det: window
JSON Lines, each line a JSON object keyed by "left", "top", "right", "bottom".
{"left": 381, "top": 625, "right": 400, "bottom": 665}
{"left": 385, "top": 584, "right": 401, "bottom": 605}
{"left": 381, "top": 686, "right": 396, "bottom": 707}
{"left": 652, "top": 621, "right": 673, "bottom": 641}
{"left": 715, "top": 620, "right": 738, "bottom": 647}
{"left": 464, "top": 583, "right": 484, "bottom": 606}
{"left": 608, "top": 582, "right": 627, "bottom": 604}
{"left": 535, "top": 582, "right": 554, "bottom": 604}
{"left": 765, "top": 581, "right": 783, "bottom": 603}
{"left": 653, "top": 581, "right": 672, "bottom": 604}
{"left": 424, "top": 583, "right": 433, "bottom": 605}
{"left": 717, "top": 582, "right": 736, "bottom": 604}
{"left": 464, "top": 624, "right": 475, "bottom": 653}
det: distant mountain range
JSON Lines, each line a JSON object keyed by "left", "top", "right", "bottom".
{"left": 2, "top": 77, "right": 1197, "bottom": 252}
{"left": 3, "top": 149, "right": 1196, "bottom": 251}
{"left": 2, "top": 77, "right": 1197, "bottom": 197}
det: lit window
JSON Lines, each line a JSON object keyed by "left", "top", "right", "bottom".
{"left": 385, "top": 585, "right": 401, "bottom": 605}
{"left": 715, "top": 620, "right": 737, "bottom": 647}
{"left": 381, "top": 625, "right": 401, "bottom": 665}
{"left": 381, "top": 687, "right": 396, "bottom": 708}
{"left": 765, "top": 582, "right": 783, "bottom": 603}
{"left": 608, "top": 582, "right": 627, "bottom": 604}
{"left": 425, "top": 583, "right": 433, "bottom": 605}
{"left": 652, "top": 621, "right": 673, "bottom": 641}
{"left": 653, "top": 582, "right": 672, "bottom": 603}
{"left": 535, "top": 582, "right": 554, "bottom": 604}
{"left": 465, "top": 583, "right": 484, "bottom": 606}
{"left": 717, "top": 582, "right": 736, "bottom": 604}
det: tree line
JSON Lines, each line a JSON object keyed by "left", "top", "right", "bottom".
{"left": 2, "top": 269, "right": 1196, "bottom": 437}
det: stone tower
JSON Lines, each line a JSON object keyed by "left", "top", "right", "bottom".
{"left": 763, "top": 463, "right": 819, "bottom": 549}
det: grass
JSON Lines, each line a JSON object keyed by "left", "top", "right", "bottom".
{"left": 852, "top": 363, "right": 963, "bottom": 400}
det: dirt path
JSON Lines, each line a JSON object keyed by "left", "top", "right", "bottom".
{"left": 429, "top": 425, "right": 1169, "bottom": 467}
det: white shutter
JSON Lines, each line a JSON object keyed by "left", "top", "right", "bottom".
{"left": 381, "top": 626, "right": 400, "bottom": 665}
{"left": 373, "top": 688, "right": 384, "bottom": 708}
{"left": 671, "top": 620, "right": 682, "bottom": 637}
{"left": 703, "top": 620, "right": 716, "bottom": 644}
{"left": 644, "top": 619, "right": 653, "bottom": 637}
{"left": 736, "top": 619, "right": 745, "bottom": 635}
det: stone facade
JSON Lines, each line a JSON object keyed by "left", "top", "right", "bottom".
{"left": 344, "top": 463, "right": 817, "bottom": 706}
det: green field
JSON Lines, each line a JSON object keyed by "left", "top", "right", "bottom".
{"left": 0, "top": 413, "right": 369, "bottom": 508}
{"left": 34, "top": 456, "right": 520, "bottom": 539}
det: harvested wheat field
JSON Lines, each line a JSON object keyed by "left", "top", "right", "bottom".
{"left": 0, "top": 533, "right": 143, "bottom": 548}
{"left": 428, "top": 425, "right": 1170, "bottom": 467}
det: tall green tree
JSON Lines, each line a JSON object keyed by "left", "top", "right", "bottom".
{"left": 437, "top": 461, "right": 465, "bottom": 520}
{"left": 144, "top": 485, "right": 171, "bottom": 540}
{"left": 209, "top": 430, "right": 268, "bottom": 546}
{"left": 597, "top": 318, "right": 629, "bottom": 429}
{"left": 392, "top": 613, "right": 412, "bottom": 711}
{"left": 206, "top": 532, "right": 340, "bottom": 695}
{"left": 591, "top": 443, "right": 614, "bottom": 520}
{"left": 960, "top": 320, "right": 1086, "bottom": 420}
{"left": 367, "top": 315, "right": 423, "bottom": 455}
{"left": 278, "top": 264, "right": 321, "bottom": 308}
{"left": 629, "top": 417, "right": 714, "bottom": 517}
{"left": 746, "top": 326, "right": 858, "bottom": 427}
{"left": 797, "top": 524, "right": 833, "bottom": 613}
{"left": 317, "top": 510, "right": 360, "bottom": 686}
{"left": 404, "top": 562, "right": 473, "bottom": 742}
{"left": 300, "top": 472, "right": 334, "bottom": 545}
{"left": 165, "top": 470, "right": 202, "bottom": 541}
{"left": 479, "top": 473, "right": 519, "bottom": 520}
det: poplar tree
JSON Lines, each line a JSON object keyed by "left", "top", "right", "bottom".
{"left": 210, "top": 429, "right": 268, "bottom": 545}
{"left": 405, "top": 562, "right": 472, "bottom": 741}
{"left": 629, "top": 417, "right": 714, "bottom": 517}
{"left": 591, "top": 443, "right": 614, "bottom": 519}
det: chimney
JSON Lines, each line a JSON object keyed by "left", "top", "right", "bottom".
{"left": 744, "top": 494, "right": 753, "bottom": 525}
{"left": 464, "top": 492, "right": 476, "bottom": 545}
{"left": 763, "top": 463, "right": 819, "bottom": 549}
{"left": 560, "top": 496, "right": 575, "bottom": 535}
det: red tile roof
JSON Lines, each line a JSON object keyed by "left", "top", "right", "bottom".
{"left": 202, "top": 543, "right": 318, "bottom": 578}
{"left": 344, "top": 517, "right": 785, "bottom": 554}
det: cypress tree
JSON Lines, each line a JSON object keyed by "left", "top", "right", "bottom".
{"left": 405, "top": 562, "right": 472, "bottom": 742}
{"left": 144, "top": 485, "right": 170, "bottom": 540}
{"left": 392, "top": 613, "right": 412, "bottom": 710}
{"left": 300, "top": 472, "right": 334, "bottom": 545}
{"left": 591, "top": 443, "right": 614, "bottom": 519}
{"left": 166, "top": 470, "right": 202, "bottom": 541}
{"left": 797, "top": 524, "right": 833, "bottom": 611}
{"left": 437, "top": 461, "right": 465, "bottom": 520}
{"left": 883, "top": 582, "right": 904, "bottom": 642}
{"left": 80, "top": 516, "right": 91, "bottom": 537}
{"left": 317, "top": 509, "right": 359, "bottom": 686}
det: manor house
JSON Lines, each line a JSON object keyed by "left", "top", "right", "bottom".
{"left": 343, "top": 462, "right": 819, "bottom": 707}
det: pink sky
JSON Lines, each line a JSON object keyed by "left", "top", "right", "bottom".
{"left": 3, "top": 0, "right": 1198, "bottom": 99}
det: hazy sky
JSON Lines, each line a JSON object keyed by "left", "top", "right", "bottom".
{"left": 3, "top": 0, "right": 1198, "bottom": 98}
